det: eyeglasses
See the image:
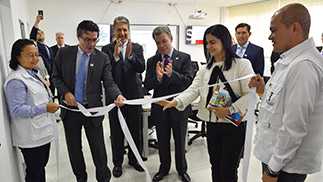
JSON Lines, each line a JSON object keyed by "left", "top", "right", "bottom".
{"left": 81, "top": 37, "right": 99, "bottom": 44}
{"left": 21, "top": 53, "right": 39, "bottom": 60}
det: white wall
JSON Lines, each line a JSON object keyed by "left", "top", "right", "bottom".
{"left": 9, "top": 0, "right": 30, "bottom": 40}
{"left": 28, "top": 0, "right": 221, "bottom": 62}
{"left": 223, "top": 0, "right": 323, "bottom": 76}
{"left": 0, "top": 5, "right": 20, "bottom": 181}
{"left": 0, "top": 0, "right": 31, "bottom": 181}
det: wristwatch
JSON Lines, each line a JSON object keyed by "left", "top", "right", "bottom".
{"left": 263, "top": 164, "right": 280, "bottom": 177}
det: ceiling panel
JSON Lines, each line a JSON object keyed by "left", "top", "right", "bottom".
{"left": 103, "top": 0, "right": 264, "bottom": 7}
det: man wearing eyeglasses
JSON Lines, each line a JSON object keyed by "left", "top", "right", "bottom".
{"left": 101, "top": 16, "right": 145, "bottom": 178}
{"left": 52, "top": 20, "right": 125, "bottom": 182}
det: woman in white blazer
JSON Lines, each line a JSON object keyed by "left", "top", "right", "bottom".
{"left": 161, "top": 24, "right": 254, "bottom": 182}
{"left": 4, "top": 39, "right": 59, "bottom": 182}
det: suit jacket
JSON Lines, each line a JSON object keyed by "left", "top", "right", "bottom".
{"left": 52, "top": 46, "right": 121, "bottom": 119}
{"left": 30, "top": 26, "right": 53, "bottom": 74}
{"left": 50, "top": 44, "right": 69, "bottom": 59}
{"left": 144, "top": 49, "right": 193, "bottom": 119}
{"left": 101, "top": 42, "right": 145, "bottom": 102}
{"left": 232, "top": 42, "right": 264, "bottom": 76}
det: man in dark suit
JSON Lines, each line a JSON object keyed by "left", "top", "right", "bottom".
{"left": 233, "top": 23, "right": 265, "bottom": 75}
{"left": 30, "top": 15, "right": 55, "bottom": 93}
{"left": 51, "top": 32, "right": 69, "bottom": 101}
{"left": 50, "top": 32, "right": 69, "bottom": 58}
{"left": 52, "top": 20, "right": 125, "bottom": 182}
{"left": 101, "top": 16, "right": 145, "bottom": 178}
{"left": 144, "top": 26, "right": 193, "bottom": 182}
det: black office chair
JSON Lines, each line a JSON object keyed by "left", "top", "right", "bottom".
{"left": 186, "top": 61, "right": 207, "bottom": 145}
{"left": 186, "top": 61, "right": 199, "bottom": 127}
{"left": 187, "top": 109, "right": 207, "bottom": 145}
{"left": 147, "top": 115, "right": 158, "bottom": 149}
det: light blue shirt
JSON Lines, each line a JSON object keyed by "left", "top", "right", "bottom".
{"left": 5, "top": 69, "right": 47, "bottom": 118}
{"left": 236, "top": 41, "right": 249, "bottom": 58}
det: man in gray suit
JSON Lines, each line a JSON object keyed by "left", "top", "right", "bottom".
{"left": 52, "top": 20, "right": 125, "bottom": 182}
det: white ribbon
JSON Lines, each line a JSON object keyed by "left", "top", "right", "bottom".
{"left": 58, "top": 73, "right": 256, "bottom": 181}
{"left": 242, "top": 90, "right": 257, "bottom": 182}
{"left": 117, "top": 108, "right": 151, "bottom": 181}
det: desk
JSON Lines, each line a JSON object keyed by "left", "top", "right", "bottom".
{"left": 141, "top": 97, "right": 200, "bottom": 158}
{"left": 142, "top": 102, "right": 150, "bottom": 158}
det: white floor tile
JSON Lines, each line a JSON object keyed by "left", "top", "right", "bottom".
{"left": 45, "top": 118, "right": 323, "bottom": 182}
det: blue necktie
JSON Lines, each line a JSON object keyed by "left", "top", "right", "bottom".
{"left": 237, "top": 46, "right": 244, "bottom": 58}
{"left": 75, "top": 53, "right": 88, "bottom": 103}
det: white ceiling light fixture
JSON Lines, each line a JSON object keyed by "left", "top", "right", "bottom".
{"left": 189, "top": 0, "right": 207, "bottom": 20}
{"left": 189, "top": 9, "right": 207, "bottom": 19}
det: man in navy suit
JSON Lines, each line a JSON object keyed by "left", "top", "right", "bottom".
{"left": 145, "top": 26, "right": 193, "bottom": 182}
{"left": 233, "top": 23, "right": 265, "bottom": 75}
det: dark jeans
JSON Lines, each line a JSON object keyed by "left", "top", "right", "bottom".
{"left": 20, "top": 143, "right": 51, "bottom": 182}
{"left": 206, "top": 122, "right": 246, "bottom": 182}
{"left": 262, "top": 163, "right": 307, "bottom": 182}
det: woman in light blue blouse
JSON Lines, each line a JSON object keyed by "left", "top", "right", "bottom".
{"left": 4, "top": 39, "right": 59, "bottom": 182}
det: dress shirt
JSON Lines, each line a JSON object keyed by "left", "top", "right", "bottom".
{"left": 58, "top": 44, "right": 65, "bottom": 48}
{"left": 254, "top": 38, "right": 323, "bottom": 174}
{"left": 75, "top": 47, "right": 90, "bottom": 104}
{"left": 5, "top": 69, "right": 47, "bottom": 118}
{"left": 161, "top": 48, "right": 174, "bottom": 63}
{"left": 236, "top": 41, "right": 249, "bottom": 58}
{"left": 114, "top": 40, "right": 128, "bottom": 62}
{"left": 158, "top": 48, "right": 174, "bottom": 82}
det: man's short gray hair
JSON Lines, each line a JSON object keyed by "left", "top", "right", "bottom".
{"left": 113, "top": 16, "right": 130, "bottom": 29}
{"left": 152, "top": 26, "right": 172, "bottom": 40}
{"left": 55, "top": 32, "right": 64, "bottom": 37}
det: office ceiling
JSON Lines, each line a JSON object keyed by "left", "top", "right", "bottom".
{"left": 109, "top": 0, "right": 264, "bottom": 7}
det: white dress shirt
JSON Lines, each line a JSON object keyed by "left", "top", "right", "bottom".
{"left": 254, "top": 38, "right": 323, "bottom": 174}
{"left": 114, "top": 40, "right": 128, "bottom": 62}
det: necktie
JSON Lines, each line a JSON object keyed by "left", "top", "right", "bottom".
{"left": 164, "top": 55, "right": 170, "bottom": 65}
{"left": 237, "top": 46, "right": 244, "bottom": 58}
{"left": 75, "top": 53, "right": 88, "bottom": 103}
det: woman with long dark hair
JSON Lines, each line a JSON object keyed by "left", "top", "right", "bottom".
{"left": 4, "top": 39, "right": 59, "bottom": 182}
{"left": 160, "top": 24, "right": 254, "bottom": 182}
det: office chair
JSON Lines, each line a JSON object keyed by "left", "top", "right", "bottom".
{"left": 186, "top": 61, "right": 207, "bottom": 145}
{"left": 187, "top": 108, "right": 207, "bottom": 145}
{"left": 147, "top": 115, "right": 158, "bottom": 149}
{"left": 186, "top": 61, "right": 199, "bottom": 127}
